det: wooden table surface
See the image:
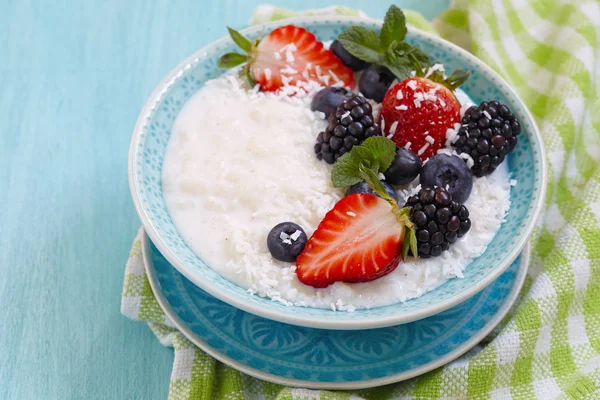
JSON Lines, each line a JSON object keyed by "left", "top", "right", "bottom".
{"left": 0, "top": 1, "right": 449, "bottom": 398}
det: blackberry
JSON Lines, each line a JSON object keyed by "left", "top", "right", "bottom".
{"left": 452, "top": 101, "right": 521, "bottom": 177}
{"left": 315, "top": 95, "right": 381, "bottom": 164}
{"left": 404, "top": 186, "right": 471, "bottom": 258}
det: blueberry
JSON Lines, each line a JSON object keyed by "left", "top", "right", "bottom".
{"left": 330, "top": 40, "right": 369, "bottom": 71}
{"left": 345, "top": 181, "right": 398, "bottom": 202}
{"left": 267, "top": 222, "right": 307, "bottom": 262}
{"left": 310, "top": 87, "right": 352, "bottom": 118}
{"left": 359, "top": 65, "right": 396, "bottom": 103}
{"left": 420, "top": 154, "right": 473, "bottom": 203}
{"left": 384, "top": 148, "right": 422, "bottom": 186}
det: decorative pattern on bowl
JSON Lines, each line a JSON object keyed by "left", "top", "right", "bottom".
{"left": 145, "top": 234, "right": 529, "bottom": 388}
{"left": 129, "top": 16, "right": 546, "bottom": 329}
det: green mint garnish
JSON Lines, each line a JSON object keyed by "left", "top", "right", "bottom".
{"left": 338, "top": 5, "right": 430, "bottom": 81}
{"left": 359, "top": 135, "right": 397, "bottom": 171}
{"left": 380, "top": 5, "right": 407, "bottom": 48}
{"left": 331, "top": 136, "right": 397, "bottom": 188}
{"left": 335, "top": 27, "right": 383, "bottom": 64}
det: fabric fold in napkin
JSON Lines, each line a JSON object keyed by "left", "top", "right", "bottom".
{"left": 122, "top": 1, "right": 600, "bottom": 398}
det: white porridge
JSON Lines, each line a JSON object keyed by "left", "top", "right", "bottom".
{"left": 161, "top": 71, "right": 511, "bottom": 311}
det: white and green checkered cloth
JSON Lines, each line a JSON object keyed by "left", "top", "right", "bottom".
{"left": 121, "top": 1, "right": 600, "bottom": 398}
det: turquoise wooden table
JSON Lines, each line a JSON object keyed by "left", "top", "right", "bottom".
{"left": 0, "top": 1, "right": 448, "bottom": 398}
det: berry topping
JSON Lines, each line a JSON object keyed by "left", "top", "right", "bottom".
{"left": 299, "top": 135, "right": 418, "bottom": 287}
{"left": 218, "top": 25, "right": 355, "bottom": 92}
{"left": 452, "top": 101, "right": 521, "bottom": 177}
{"left": 345, "top": 180, "right": 398, "bottom": 202}
{"left": 383, "top": 147, "right": 422, "bottom": 186}
{"left": 296, "top": 193, "right": 414, "bottom": 288}
{"left": 381, "top": 69, "right": 469, "bottom": 162}
{"left": 267, "top": 222, "right": 308, "bottom": 262}
{"left": 315, "top": 95, "right": 381, "bottom": 164}
{"left": 310, "top": 87, "right": 352, "bottom": 118}
{"left": 420, "top": 154, "right": 473, "bottom": 203}
{"left": 404, "top": 187, "right": 471, "bottom": 258}
{"left": 330, "top": 40, "right": 370, "bottom": 71}
{"left": 359, "top": 65, "right": 396, "bottom": 103}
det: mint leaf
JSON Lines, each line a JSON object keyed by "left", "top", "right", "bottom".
{"left": 388, "top": 42, "right": 429, "bottom": 64}
{"left": 360, "top": 136, "right": 397, "bottom": 172}
{"left": 331, "top": 152, "right": 363, "bottom": 188}
{"left": 331, "top": 136, "right": 398, "bottom": 188}
{"left": 227, "top": 27, "right": 252, "bottom": 52}
{"left": 384, "top": 42, "right": 430, "bottom": 80}
{"left": 380, "top": 5, "right": 407, "bottom": 48}
{"left": 408, "top": 46, "right": 430, "bottom": 67}
{"left": 384, "top": 62, "right": 412, "bottom": 81}
{"left": 352, "top": 146, "right": 374, "bottom": 166}
{"left": 218, "top": 52, "right": 248, "bottom": 68}
{"left": 338, "top": 26, "right": 383, "bottom": 64}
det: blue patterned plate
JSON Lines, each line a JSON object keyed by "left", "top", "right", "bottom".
{"left": 143, "top": 233, "right": 529, "bottom": 389}
{"left": 130, "top": 17, "right": 545, "bottom": 329}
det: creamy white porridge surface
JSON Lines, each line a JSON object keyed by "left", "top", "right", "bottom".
{"left": 162, "top": 71, "right": 511, "bottom": 311}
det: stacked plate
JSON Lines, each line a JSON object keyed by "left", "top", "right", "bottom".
{"left": 129, "top": 17, "right": 545, "bottom": 389}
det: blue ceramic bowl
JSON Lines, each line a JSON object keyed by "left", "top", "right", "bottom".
{"left": 129, "top": 17, "right": 546, "bottom": 330}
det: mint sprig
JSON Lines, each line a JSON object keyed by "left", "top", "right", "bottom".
{"left": 331, "top": 136, "right": 397, "bottom": 188}
{"left": 337, "top": 5, "right": 430, "bottom": 81}
{"left": 380, "top": 5, "right": 407, "bottom": 48}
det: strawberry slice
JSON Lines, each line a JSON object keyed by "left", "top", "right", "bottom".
{"left": 380, "top": 69, "right": 469, "bottom": 161}
{"left": 296, "top": 194, "right": 412, "bottom": 288}
{"left": 218, "top": 25, "right": 355, "bottom": 92}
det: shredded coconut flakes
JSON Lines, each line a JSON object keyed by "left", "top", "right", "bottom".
{"left": 418, "top": 142, "right": 430, "bottom": 156}
{"left": 389, "top": 121, "right": 399, "bottom": 136}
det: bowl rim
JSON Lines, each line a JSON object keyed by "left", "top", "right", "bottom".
{"left": 129, "top": 15, "right": 547, "bottom": 330}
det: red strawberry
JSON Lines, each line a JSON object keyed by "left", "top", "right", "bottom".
{"left": 296, "top": 194, "right": 413, "bottom": 288}
{"left": 219, "top": 25, "right": 355, "bottom": 92}
{"left": 380, "top": 71, "right": 468, "bottom": 161}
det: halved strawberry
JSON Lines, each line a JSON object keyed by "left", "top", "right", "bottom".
{"left": 296, "top": 194, "right": 414, "bottom": 288}
{"left": 218, "top": 25, "right": 355, "bottom": 92}
{"left": 380, "top": 69, "right": 469, "bottom": 161}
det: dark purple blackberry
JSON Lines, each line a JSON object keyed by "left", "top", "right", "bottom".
{"left": 452, "top": 101, "right": 521, "bottom": 177}
{"left": 404, "top": 186, "right": 471, "bottom": 258}
{"left": 315, "top": 95, "right": 381, "bottom": 164}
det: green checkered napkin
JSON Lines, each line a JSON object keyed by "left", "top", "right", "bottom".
{"left": 121, "top": 1, "right": 600, "bottom": 398}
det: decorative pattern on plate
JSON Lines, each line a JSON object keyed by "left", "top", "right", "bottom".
{"left": 129, "top": 17, "right": 545, "bottom": 329}
{"left": 147, "top": 237, "right": 528, "bottom": 387}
